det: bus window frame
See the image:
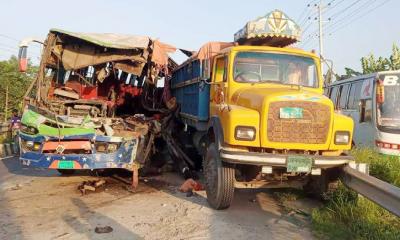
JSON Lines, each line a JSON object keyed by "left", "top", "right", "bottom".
{"left": 347, "top": 80, "right": 364, "bottom": 110}
{"left": 338, "top": 84, "right": 351, "bottom": 110}
{"left": 329, "top": 86, "right": 340, "bottom": 106}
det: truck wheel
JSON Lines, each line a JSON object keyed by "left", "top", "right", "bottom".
{"left": 203, "top": 142, "right": 235, "bottom": 210}
{"left": 304, "top": 168, "right": 339, "bottom": 200}
{"left": 57, "top": 169, "right": 76, "bottom": 175}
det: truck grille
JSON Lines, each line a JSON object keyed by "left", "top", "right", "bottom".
{"left": 267, "top": 101, "right": 331, "bottom": 144}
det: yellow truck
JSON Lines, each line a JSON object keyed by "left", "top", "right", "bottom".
{"left": 171, "top": 10, "right": 354, "bottom": 209}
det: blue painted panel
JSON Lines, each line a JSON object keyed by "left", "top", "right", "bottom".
{"left": 171, "top": 59, "right": 210, "bottom": 130}
{"left": 19, "top": 134, "right": 138, "bottom": 170}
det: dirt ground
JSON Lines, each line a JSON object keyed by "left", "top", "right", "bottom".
{"left": 0, "top": 156, "right": 318, "bottom": 240}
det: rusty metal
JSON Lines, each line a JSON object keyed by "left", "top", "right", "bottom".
{"left": 268, "top": 101, "right": 331, "bottom": 144}
{"left": 132, "top": 164, "right": 139, "bottom": 189}
{"left": 341, "top": 165, "right": 400, "bottom": 217}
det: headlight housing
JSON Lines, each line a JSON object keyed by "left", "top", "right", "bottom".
{"left": 20, "top": 124, "right": 38, "bottom": 135}
{"left": 235, "top": 126, "right": 256, "bottom": 141}
{"left": 94, "top": 142, "right": 120, "bottom": 153}
{"left": 335, "top": 131, "right": 350, "bottom": 145}
{"left": 21, "top": 140, "right": 41, "bottom": 152}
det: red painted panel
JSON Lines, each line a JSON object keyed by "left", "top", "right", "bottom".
{"left": 42, "top": 141, "right": 91, "bottom": 151}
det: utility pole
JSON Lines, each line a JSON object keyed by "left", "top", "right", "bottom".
{"left": 4, "top": 85, "right": 8, "bottom": 122}
{"left": 313, "top": 0, "right": 330, "bottom": 73}
{"left": 318, "top": 0, "right": 324, "bottom": 62}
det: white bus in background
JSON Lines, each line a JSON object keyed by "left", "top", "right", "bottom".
{"left": 325, "top": 71, "right": 400, "bottom": 156}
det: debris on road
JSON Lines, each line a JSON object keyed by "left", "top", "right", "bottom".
{"left": 94, "top": 226, "right": 113, "bottom": 234}
{"left": 10, "top": 184, "right": 22, "bottom": 191}
{"left": 77, "top": 179, "right": 106, "bottom": 195}
{"left": 179, "top": 178, "right": 204, "bottom": 193}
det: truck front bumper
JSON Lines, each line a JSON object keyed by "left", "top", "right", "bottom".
{"left": 220, "top": 148, "right": 353, "bottom": 168}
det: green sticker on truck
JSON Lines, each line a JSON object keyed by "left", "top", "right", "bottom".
{"left": 279, "top": 107, "right": 303, "bottom": 119}
{"left": 287, "top": 156, "right": 312, "bottom": 172}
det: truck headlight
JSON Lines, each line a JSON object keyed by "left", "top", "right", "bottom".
{"left": 335, "top": 131, "right": 350, "bottom": 145}
{"left": 235, "top": 126, "right": 256, "bottom": 141}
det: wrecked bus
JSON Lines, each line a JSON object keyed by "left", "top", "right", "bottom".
{"left": 18, "top": 29, "right": 176, "bottom": 186}
{"left": 171, "top": 10, "right": 355, "bottom": 209}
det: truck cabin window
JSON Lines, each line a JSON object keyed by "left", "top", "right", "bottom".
{"left": 377, "top": 74, "right": 400, "bottom": 130}
{"left": 233, "top": 52, "right": 318, "bottom": 88}
{"left": 214, "top": 57, "right": 227, "bottom": 82}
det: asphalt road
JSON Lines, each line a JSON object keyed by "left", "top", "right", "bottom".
{"left": 0, "top": 156, "right": 316, "bottom": 240}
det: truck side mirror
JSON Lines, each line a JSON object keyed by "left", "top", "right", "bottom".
{"left": 201, "top": 59, "right": 211, "bottom": 80}
{"left": 18, "top": 46, "right": 28, "bottom": 72}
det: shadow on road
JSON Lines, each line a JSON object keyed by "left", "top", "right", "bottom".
{"left": 63, "top": 198, "right": 141, "bottom": 240}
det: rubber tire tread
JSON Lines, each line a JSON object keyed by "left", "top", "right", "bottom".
{"left": 204, "top": 143, "right": 235, "bottom": 210}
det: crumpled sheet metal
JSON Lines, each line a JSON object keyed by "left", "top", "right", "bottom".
{"left": 50, "top": 29, "right": 177, "bottom": 68}
{"left": 151, "top": 40, "right": 177, "bottom": 66}
{"left": 54, "top": 44, "right": 147, "bottom": 71}
{"left": 51, "top": 28, "right": 151, "bottom": 49}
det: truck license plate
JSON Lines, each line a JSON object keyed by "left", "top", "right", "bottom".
{"left": 58, "top": 161, "right": 74, "bottom": 169}
{"left": 280, "top": 107, "right": 303, "bottom": 119}
{"left": 287, "top": 156, "right": 312, "bottom": 172}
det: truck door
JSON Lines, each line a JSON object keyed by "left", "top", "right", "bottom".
{"left": 210, "top": 55, "right": 228, "bottom": 116}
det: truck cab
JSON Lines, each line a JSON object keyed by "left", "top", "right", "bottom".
{"left": 171, "top": 10, "right": 354, "bottom": 209}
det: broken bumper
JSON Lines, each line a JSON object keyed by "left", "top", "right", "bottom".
{"left": 220, "top": 148, "right": 353, "bottom": 168}
{"left": 19, "top": 133, "right": 138, "bottom": 170}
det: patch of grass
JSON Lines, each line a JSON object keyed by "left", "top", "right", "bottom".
{"left": 312, "top": 148, "right": 400, "bottom": 239}
{"left": 273, "top": 188, "right": 305, "bottom": 204}
{"left": 312, "top": 184, "right": 400, "bottom": 240}
{"left": 351, "top": 148, "right": 400, "bottom": 187}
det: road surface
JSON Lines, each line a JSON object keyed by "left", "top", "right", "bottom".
{"left": 0, "top": 156, "right": 316, "bottom": 240}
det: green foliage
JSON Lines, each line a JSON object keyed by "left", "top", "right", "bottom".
{"left": 336, "top": 67, "right": 362, "bottom": 81}
{"left": 351, "top": 148, "right": 400, "bottom": 187}
{"left": 389, "top": 44, "right": 400, "bottom": 70}
{"left": 312, "top": 184, "right": 400, "bottom": 240}
{"left": 361, "top": 43, "right": 400, "bottom": 74}
{"left": 0, "top": 56, "right": 38, "bottom": 118}
{"left": 312, "top": 149, "right": 400, "bottom": 239}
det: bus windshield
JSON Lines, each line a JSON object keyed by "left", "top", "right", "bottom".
{"left": 377, "top": 74, "right": 400, "bottom": 130}
{"left": 233, "top": 52, "right": 318, "bottom": 88}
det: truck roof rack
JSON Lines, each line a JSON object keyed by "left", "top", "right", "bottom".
{"left": 234, "top": 9, "right": 301, "bottom": 47}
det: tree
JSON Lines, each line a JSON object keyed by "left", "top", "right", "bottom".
{"left": 336, "top": 67, "right": 361, "bottom": 81}
{"left": 360, "top": 43, "right": 400, "bottom": 74}
{"left": 0, "top": 56, "right": 38, "bottom": 119}
{"left": 389, "top": 44, "right": 400, "bottom": 70}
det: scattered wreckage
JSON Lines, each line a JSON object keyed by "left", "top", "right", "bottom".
{"left": 18, "top": 10, "right": 359, "bottom": 211}
{"left": 18, "top": 29, "right": 186, "bottom": 187}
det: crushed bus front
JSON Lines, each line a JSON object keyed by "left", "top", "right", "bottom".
{"left": 19, "top": 106, "right": 146, "bottom": 171}
{"left": 17, "top": 29, "right": 176, "bottom": 179}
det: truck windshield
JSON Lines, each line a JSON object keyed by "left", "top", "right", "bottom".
{"left": 377, "top": 75, "right": 400, "bottom": 130}
{"left": 233, "top": 52, "right": 318, "bottom": 88}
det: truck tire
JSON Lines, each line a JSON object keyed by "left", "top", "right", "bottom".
{"left": 57, "top": 169, "right": 76, "bottom": 175}
{"left": 203, "top": 142, "right": 235, "bottom": 210}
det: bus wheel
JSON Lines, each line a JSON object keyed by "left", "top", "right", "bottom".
{"left": 57, "top": 169, "right": 76, "bottom": 175}
{"left": 203, "top": 142, "right": 235, "bottom": 210}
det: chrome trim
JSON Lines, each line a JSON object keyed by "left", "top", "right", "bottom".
{"left": 220, "top": 148, "right": 353, "bottom": 167}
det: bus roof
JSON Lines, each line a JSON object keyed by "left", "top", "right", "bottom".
{"left": 329, "top": 70, "right": 400, "bottom": 86}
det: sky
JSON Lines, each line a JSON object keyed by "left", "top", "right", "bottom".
{"left": 0, "top": 0, "right": 398, "bottom": 74}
